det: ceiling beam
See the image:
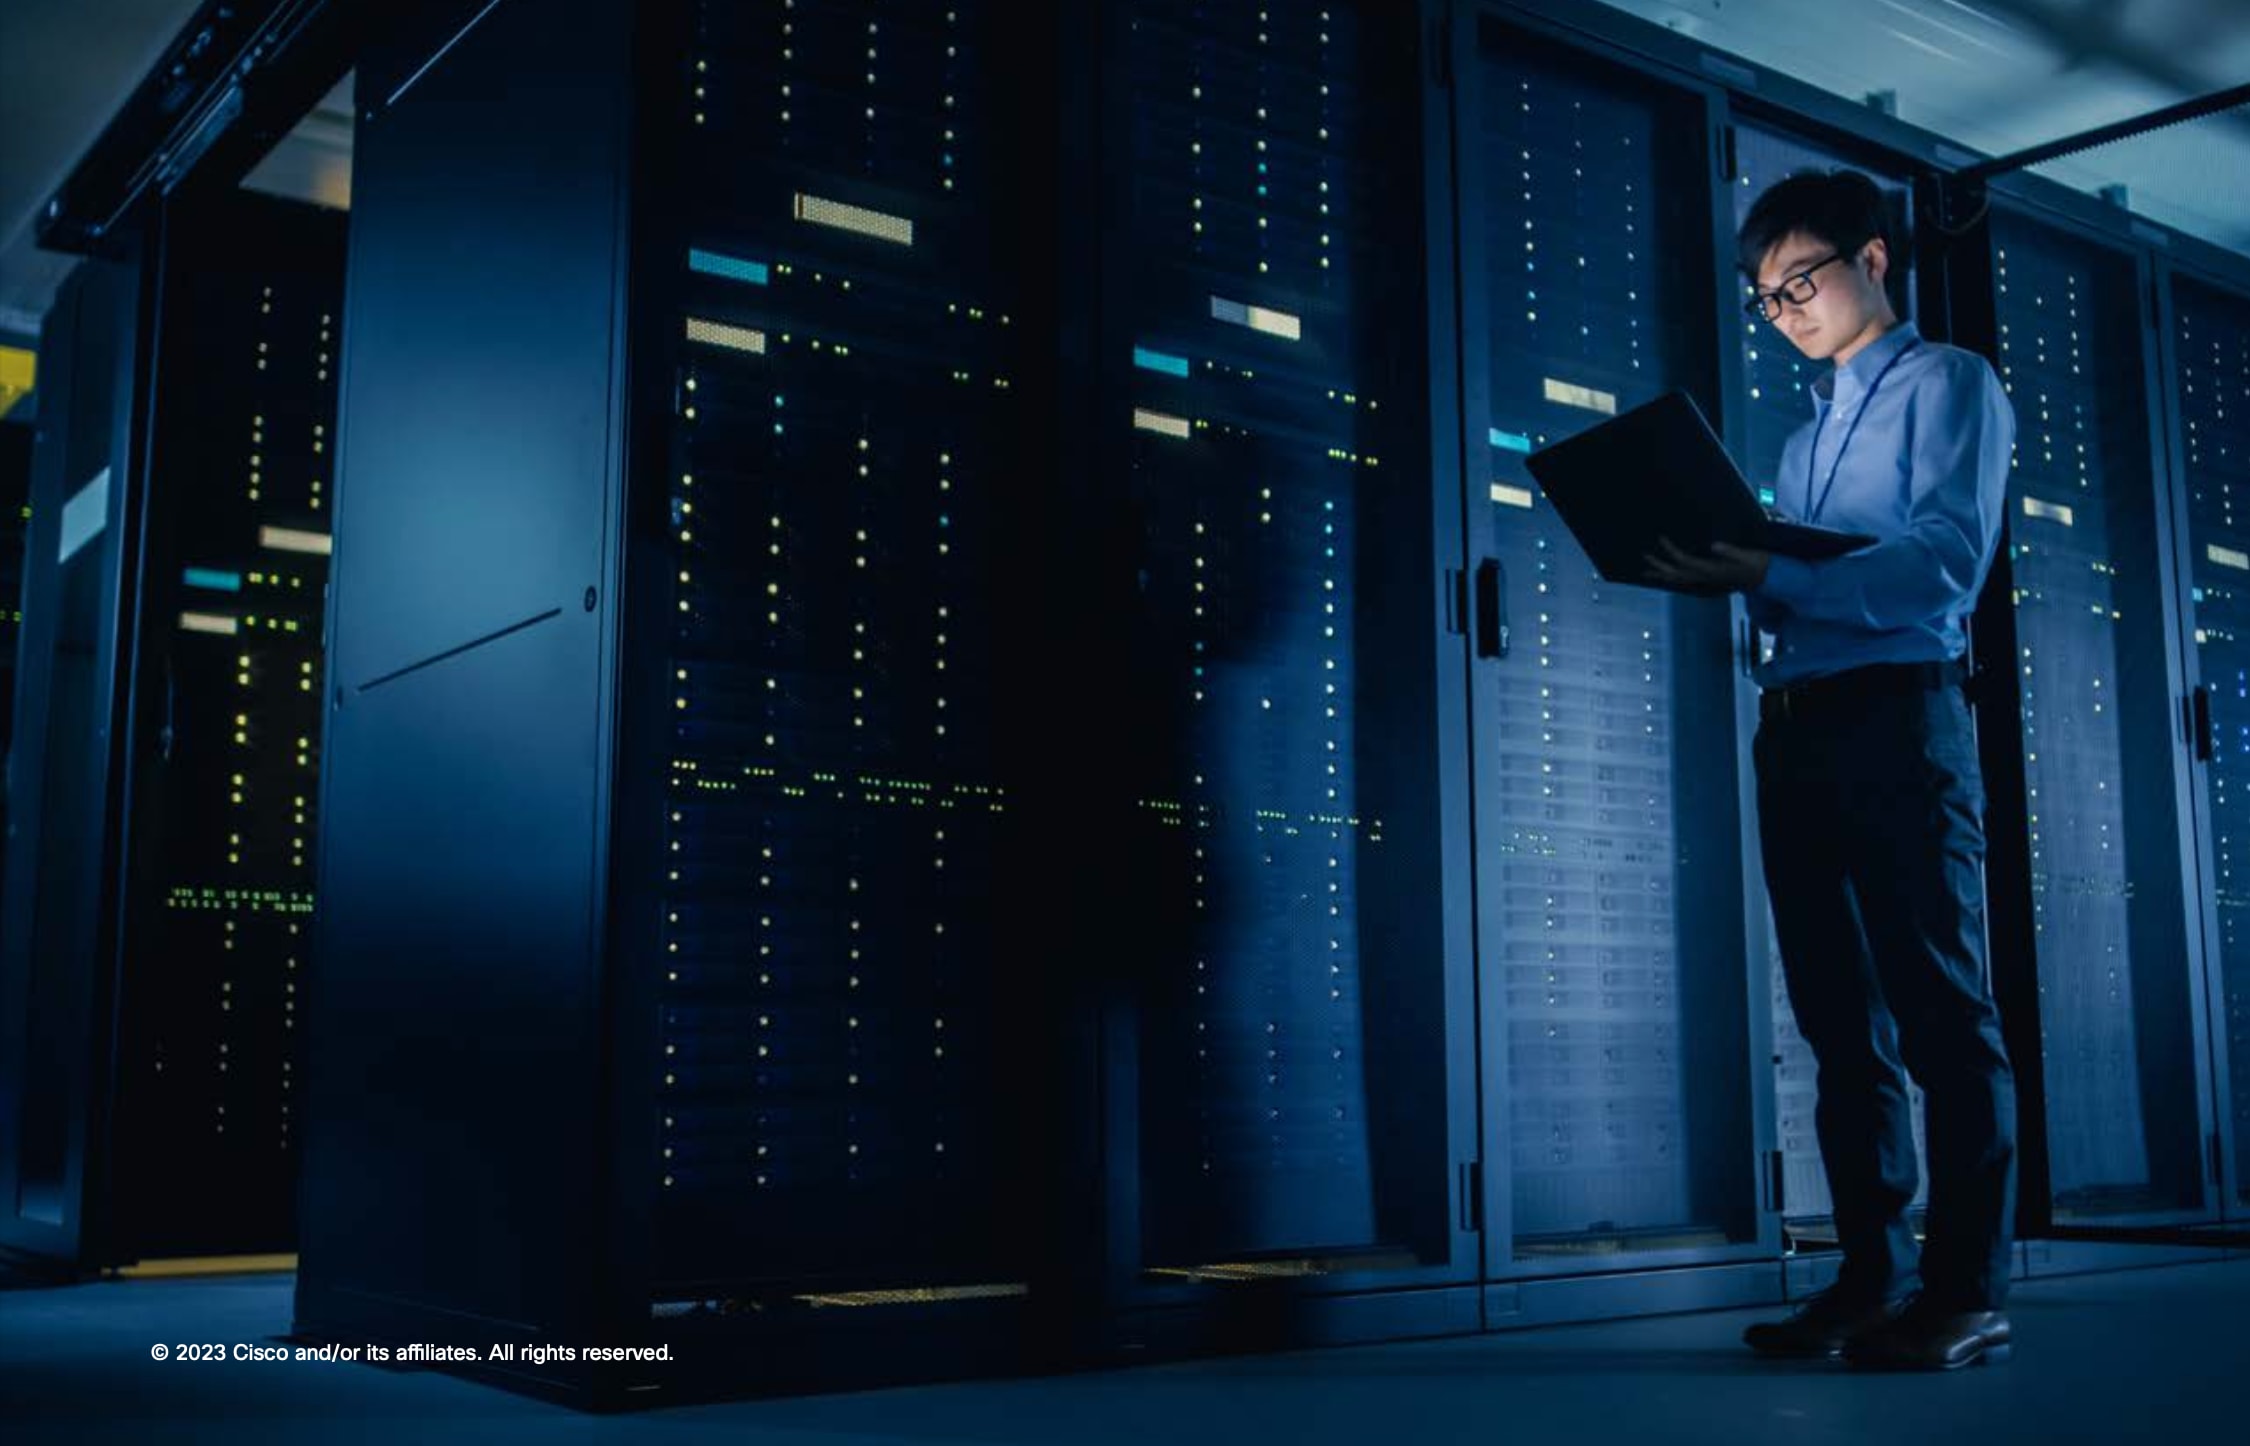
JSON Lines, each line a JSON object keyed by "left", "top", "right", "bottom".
{"left": 36, "top": 0, "right": 362, "bottom": 254}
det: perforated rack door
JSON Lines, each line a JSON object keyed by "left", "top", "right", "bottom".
{"left": 1990, "top": 210, "right": 2209, "bottom": 1224}
{"left": 1468, "top": 23, "right": 1756, "bottom": 1264}
{"left": 2166, "top": 270, "right": 2250, "bottom": 1213}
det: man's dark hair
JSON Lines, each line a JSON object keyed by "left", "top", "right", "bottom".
{"left": 1736, "top": 168, "right": 1894, "bottom": 279}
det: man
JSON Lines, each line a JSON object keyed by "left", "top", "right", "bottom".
{"left": 1643, "top": 168, "right": 2019, "bottom": 1371}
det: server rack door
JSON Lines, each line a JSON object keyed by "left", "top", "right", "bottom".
{"left": 106, "top": 190, "right": 344, "bottom": 1261}
{"left": 0, "top": 252, "right": 148, "bottom": 1265}
{"left": 1460, "top": 18, "right": 1764, "bottom": 1275}
{"left": 298, "top": 0, "right": 628, "bottom": 1352}
{"left": 1084, "top": 0, "right": 1474, "bottom": 1306}
{"left": 1723, "top": 122, "right": 1931, "bottom": 1240}
{"left": 1986, "top": 208, "right": 2217, "bottom": 1229}
{"left": 2160, "top": 267, "right": 2250, "bottom": 1218}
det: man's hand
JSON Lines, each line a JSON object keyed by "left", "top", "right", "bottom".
{"left": 1640, "top": 537, "right": 1772, "bottom": 595}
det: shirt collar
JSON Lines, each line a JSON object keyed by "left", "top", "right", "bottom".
{"left": 1811, "top": 319, "right": 1920, "bottom": 406}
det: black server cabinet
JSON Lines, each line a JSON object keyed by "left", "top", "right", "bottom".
{"left": 1721, "top": 121, "right": 1931, "bottom": 1240}
{"left": 0, "top": 190, "right": 344, "bottom": 1272}
{"left": 1455, "top": 11, "right": 1774, "bottom": 1310}
{"left": 1964, "top": 198, "right": 2219, "bottom": 1233}
{"left": 1081, "top": 0, "right": 1480, "bottom": 1350}
{"left": 104, "top": 190, "right": 344, "bottom": 1259}
{"left": 299, "top": 0, "right": 1069, "bottom": 1405}
{"left": 2162, "top": 263, "right": 2250, "bottom": 1219}
{"left": 0, "top": 254, "right": 150, "bottom": 1267}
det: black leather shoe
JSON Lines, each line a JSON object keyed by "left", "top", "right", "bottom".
{"left": 1742, "top": 1289, "right": 1906, "bottom": 1358}
{"left": 1842, "top": 1298, "right": 2012, "bottom": 1371}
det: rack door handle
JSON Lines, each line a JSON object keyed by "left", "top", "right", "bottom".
{"left": 1475, "top": 558, "right": 1509, "bottom": 660}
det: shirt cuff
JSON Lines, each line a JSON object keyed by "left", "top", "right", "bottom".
{"left": 1758, "top": 556, "right": 1818, "bottom": 608}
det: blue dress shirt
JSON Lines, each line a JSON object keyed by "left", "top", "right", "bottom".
{"left": 1747, "top": 320, "right": 2017, "bottom": 688}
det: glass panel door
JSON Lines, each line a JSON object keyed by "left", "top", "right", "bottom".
{"left": 2166, "top": 270, "right": 2250, "bottom": 1215}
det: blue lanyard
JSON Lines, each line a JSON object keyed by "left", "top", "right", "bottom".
{"left": 1804, "top": 338, "right": 1919, "bottom": 524}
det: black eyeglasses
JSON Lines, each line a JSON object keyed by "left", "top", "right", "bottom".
{"left": 1744, "top": 252, "right": 1846, "bottom": 321}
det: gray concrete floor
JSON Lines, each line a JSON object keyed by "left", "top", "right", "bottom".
{"left": 2, "top": 1258, "right": 2245, "bottom": 1444}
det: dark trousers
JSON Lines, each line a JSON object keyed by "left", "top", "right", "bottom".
{"left": 1755, "top": 668, "right": 2017, "bottom": 1311}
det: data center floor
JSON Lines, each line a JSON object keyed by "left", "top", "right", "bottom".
{"left": 3, "top": 1256, "right": 2244, "bottom": 1444}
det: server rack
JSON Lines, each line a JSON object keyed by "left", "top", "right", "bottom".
{"left": 641, "top": 0, "right": 1073, "bottom": 1310}
{"left": 0, "top": 187, "right": 344, "bottom": 1272}
{"left": 1452, "top": 8, "right": 1779, "bottom": 1325}
{"left": 0, "top": 252, "right": 151, "bottom": 1268}
{"left": 105, "top": 188, "right": 344, "bottom": 1260}
{"left": 1936, "top": 174, "right": 2228, "bottom": 1267}
{"left": 1079, "top": 0, "right": 1483, "bottom": 1354}
{"left": 2153, "top": 237, "right": 2250, "bottom": 1236}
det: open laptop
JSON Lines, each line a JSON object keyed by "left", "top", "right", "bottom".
{"left": 1521, "top": 389, "right": 1874, "bottom": 591}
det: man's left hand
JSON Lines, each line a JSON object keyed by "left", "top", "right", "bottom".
{"left": 1642, "top": 537, "right": 1772, "bottom": 594}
